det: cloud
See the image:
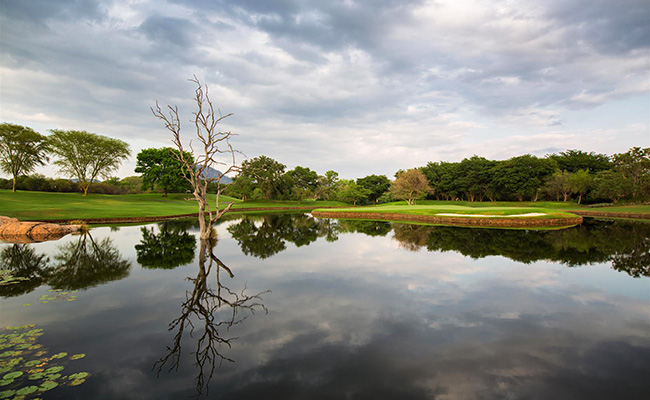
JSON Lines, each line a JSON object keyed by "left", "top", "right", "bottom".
{"left": 0, "top": 0, "right": 647, "bottom": 179}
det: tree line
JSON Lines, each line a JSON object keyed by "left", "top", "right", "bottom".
{"left": 1, "top": 122, "right": 648, "bottom": 204}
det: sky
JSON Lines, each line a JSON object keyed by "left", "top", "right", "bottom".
{"left": 1, "top": 0, "right": 648, "bottom": 180}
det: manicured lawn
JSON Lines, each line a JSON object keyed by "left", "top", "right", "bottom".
{"left": 314, "top": 203, "right": 579, "bottom": 219}
{"left": 0, "top": 190, "right": 346, "bottom": 221}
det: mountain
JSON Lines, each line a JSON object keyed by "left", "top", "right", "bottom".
{"left": 198, "top": 166, "right": 233, "bottom": 184}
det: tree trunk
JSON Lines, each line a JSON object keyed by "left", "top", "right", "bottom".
{"left": 12, "top": 177, "right": 16, "bottom": 193}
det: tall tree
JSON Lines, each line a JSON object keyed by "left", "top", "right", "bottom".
{"left": 336, "top": 179, "right": 370, "bottom": 205}
{"left": 490, "top": 155, "right": 556, "bottom": 201}
{"left": 357, "top": 174, "right": 390, "bottom": 204}
{"left": 390, "top": 169, "right": 431, "bottom": 205}
{"left": 285, "top": 166, "right": 319, "bottom": 200}
{"left": 0, "top": 123, "right": 49, "bottom": 192}
{"left": 239, "top": 155, "right": 286, "bottom": 200}
{"left": 135, "top": 147, "right": 193, "bottom": 196}
{"left": 48, "top": 130, "right": 130, "bottom": 196}
{"left": 568, "top": 169, "right": 593, "bottom": 204}
{"left": 612, "top": 147, "right": 650, "bottom": 199}
{"left": 152, "top": 76, "right": 239, "bottom": 239}
{"left": 314, "top": 170, "right": 340, "bottom": 200}
{"left": 548, "top": 149, "right": 611, "bottom": 173}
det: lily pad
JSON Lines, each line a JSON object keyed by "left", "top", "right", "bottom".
{"left": 0, "top": 390, "right": 16, "bottom": 399}
{"left": 45, "top": 373, "right": 61, "bottom": 381}
{"left": 24, "top": 360, "right": 41, "bottom": 367}
{"left": 39, "top": 380, "right": 58, "bottom": 391}
{"left": 44, "top": 366, "right": 64, "bottom": 374}
{"left": 69, "top": 378, "right": 86, "bottom": 386}
{"left": 51, "top": 352, "right": 67, "bottom": 359}
{"left": 16, "top": 385, "right": 38, "bottom": 395}
{"left": 69, "top": 354, "right": 85, "bottom": 360}
{"left": 0, "top": 379, "right": 12, "bottom": 387}
{"left": 2, "top": 371, "right": 22, "bottom": 380}
{"left": 28, "top": 372, "right": 46, "bottom": 380}
{"left": 68, "top": 372, "right": 89, "bottom": 380}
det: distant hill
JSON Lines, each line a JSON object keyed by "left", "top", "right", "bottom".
{"left": 198, "top": 166, "right": 233, "bottom": 184}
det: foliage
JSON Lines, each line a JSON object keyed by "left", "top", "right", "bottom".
{"left": 543, "top": 171, "right": 573, "bottom": 202}
{"left": 315, "top": 170, "right": 340, "bottom": 200}
{"left": 0, "top": 123, "right": 49, "bottom": 193}
{"left": 285, "top": 166, "right": 319, "bottom": 200}
{"left": 47, "top": 130, "right": 131, "bottom": 196}
{"left": 135, "top": 147, "right": 193, "bottom": 196}
{"left": 592, "top": 170, "right": 633, "bottom": 203}
{"left": 390, "top": 169, "right": 431, "bottom": 205}
{"left": 135, "top": 223, "right": 196, "bottom": 269}
{"left": 611, "top": 147, "right": 650, "bottom": 199}
{"left": 336, "top": 179, "right": 370, "bottom": 205}
{"left": 239, "top": 155, "right": 287, "bottom": 200}
{"left": 489, "top": 155, "right": 557, "bottom": 201}
{"left": 224, "top": 176, "right": 256, "bottom": 201}
{"left": 548, "top": 149, "right": 611, "bottom": 173}
{"left": 356, "top": 174, "right": 390, "bottom": 204}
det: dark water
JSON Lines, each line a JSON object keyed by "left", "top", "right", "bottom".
{"left": 1, "top": 214, "right": 649, "bottom": 399}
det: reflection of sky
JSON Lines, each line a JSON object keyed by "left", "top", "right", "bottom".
{"left": 1, "top": 220, "right": 649, "bottom": 399}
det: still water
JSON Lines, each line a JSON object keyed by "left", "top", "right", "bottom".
{"left": 1, "top": 214, "right": 649, "bottom": 399}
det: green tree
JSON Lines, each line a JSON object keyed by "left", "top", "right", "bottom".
{"left": 48, "top": 130, "right": 131, "bottom": 196}
{"left": 135, "top": 147, "right": 193, "bottom": 196}
{"left": 454, "top": 156, "right": 496, "bottom": 201}
{"left": 612, "top": 147, "right": 650, "bottom": 199}
{"left": 490, "top": 155, "right": 556, "bottom": 201}
{"left": 239, "top": 155, "right": 286, "bottom": 200}
{"left": 568, "top": 169, "right": 593, "bottom": 204}
{"left": 543, "top": 170, "right": 573, "bottom": 202}
{"left": 357, "top": 174, "right": 390, "bottom": 204}
{"left": 0, "top": 123, "right": 49, "bottom": 192}
{"left": 224, "top": 175, "right": 256, "bottom": 201}
{"left": 548, "top": 149, "right": 611, "bottom": 173}
{"left": 390, "top": 169, "right": 431, "bottom": 205}
{"left": 592, "top": 170, "right": 633, "bottom": 203}
{"left": 314, "top": 170, "right": 340, "bottom": 200}
{"left": 336, "top": 179, "right": 370, "bottom": 205}
{"left": 285, "top": 166, "right": 319, "bottom": 200}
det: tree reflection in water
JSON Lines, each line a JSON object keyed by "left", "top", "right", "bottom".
{"left": 0, "top": 232, "right": 130, "bottom": 296}
{"left": 390, "top": 219, "right": 650, "bottom": 277}
{"left": 0, "top": 244, "right": 50, "bottom": 297}
{"left": 155, "top": 239, "right": 268, "bottom": 396}
{"left": 136, "top": 222, "right": 197, "bottom": 269}
{"left": 48, "top": 232, "right": 131, "bottom": 290}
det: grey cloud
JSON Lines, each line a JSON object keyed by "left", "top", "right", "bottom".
{"left": 138, "top": 15, "right": 194, "bottom": 48}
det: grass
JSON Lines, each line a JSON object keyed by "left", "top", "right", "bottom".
{"left": 314, "top": 202, "right": 579, "bottom": 219}
{"left": 0, "top": 190, "right": 346, "bottom": 221}
{"left": 0, "top": 189, "right": 647, "bottom": 222}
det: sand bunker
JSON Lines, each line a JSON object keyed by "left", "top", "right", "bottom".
{"left": 435, "top": 212, "right": 547, "bottom": 218}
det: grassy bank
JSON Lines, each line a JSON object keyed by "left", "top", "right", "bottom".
{"left": 1, "top": 190, "right": 647, "bottom": 222}
{"left": 0, "top": 190, "right": 346, "bottom": 221}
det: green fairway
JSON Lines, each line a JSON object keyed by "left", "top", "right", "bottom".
{"left": 0, "top": 190, "right": 346, "bottom": 221}
{"left": 313, "top": 202, "right": 579, "bottom": 220}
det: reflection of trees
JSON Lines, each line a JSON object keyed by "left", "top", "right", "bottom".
{"left": 336, "top": 220, "right": 392, "bottom": 237}
{"left": 390, "top": 219, "right": 650, "bottom": 276}
{"left": 155, "top": 239, "right": 268, "bottom": 396}
{"left": 48, "top": 232, "right": 131, "bottom": 290}
{"left": 392, "top": 224, "right": 433, "bottom": 252}
{"left": 228, "top": 214, "right": 335, "bottom": 259}
{"left": 0, "top": 244, "right": 50, "bottom": 297}
{"left": 135, "top": 222, "right": 196, "bottom": 269}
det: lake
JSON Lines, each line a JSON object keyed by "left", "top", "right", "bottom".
{"left": 1, "top": 214, "right": 649, "bottom": 399}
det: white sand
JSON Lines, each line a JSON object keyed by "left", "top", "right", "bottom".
{"left": 436, "top": 212, "right": 547, "bottom": 218}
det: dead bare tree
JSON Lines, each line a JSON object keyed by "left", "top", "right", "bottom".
{"left": 154, "top": 239, "right": 269, "bottom": 396}
{"left": 152, "top": 76, "right": 240, "bottom": 239}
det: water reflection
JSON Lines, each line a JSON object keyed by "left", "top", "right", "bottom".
{"left": 155, "top": 239, "right": 269, "bottom": 396}
{"left": 391, "top": 219, "right": 650, "bottom": 277}
{"left": 136, "top": 222, "right": 197, "bottom": 269}
{"left": 0, "top": 231, "right": 131, "bottom": 296}
{"left": 226, "top": 214, "right": 649, "bottom": 277}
